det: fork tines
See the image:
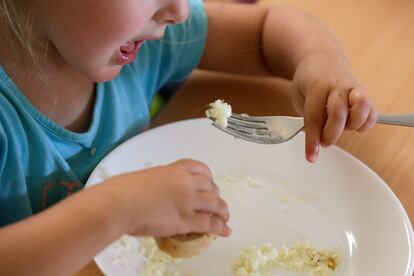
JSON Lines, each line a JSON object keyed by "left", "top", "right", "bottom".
{"left": 211, "top": 112, "right": 304, "bottom": 145}
{"left": 219, "top": 113, "right": 272, "bottom": 142}
{"left": 230, "top": 113, "right": 267, "bottom": 123}
{"left": 228, "top": 113, "right": 267, "bottom": 131}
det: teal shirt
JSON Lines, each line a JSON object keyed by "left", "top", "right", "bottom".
{"left": 0, "top": 0, "right": 206, "bottom": 226}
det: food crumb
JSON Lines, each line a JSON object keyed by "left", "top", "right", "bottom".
{"left": 97, "top": 166, "right": 110, "bottom": 181}
{"left": 233, "top": 241, "right": 339, "bottom": 276}
{"left": 140, "top": 237, "right": 183, "bottom": 276}
{"left": 246, "top": 176, "right": 262, "bottom": 188}
{"left": 111, "top": 255, "right": 131, "bottom": 267}
{"left": 233, "top": 244, "right": 278, "bottom": 276}
{"left": 112, "top": 235, "right": 134, "bottom": 251}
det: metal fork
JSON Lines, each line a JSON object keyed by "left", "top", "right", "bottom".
{"left": 211, "top": 113, "right": 414, "bottom": 144}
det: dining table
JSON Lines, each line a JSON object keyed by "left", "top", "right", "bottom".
{"left": 77, "top": 0, "right": 414, "bottom": 274}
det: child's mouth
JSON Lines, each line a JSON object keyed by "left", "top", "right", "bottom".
{"left": 116, "top": 40, "right": 144, "bottom": 65}
{"left": 115, "top": 36, "right": 162, "bottom": 66}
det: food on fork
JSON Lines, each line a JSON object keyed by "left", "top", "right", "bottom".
{"left": 205, "top": 99, "right": 232, "bottom": 128}
{"left": 156, "top": 233, "right": 217, "bottom": 258}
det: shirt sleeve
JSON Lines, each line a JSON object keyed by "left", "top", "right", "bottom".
{"left": 0, "top": 118, "right": 32, "bottom": 226}
{"left": 163, "top": 0, "right": 207, "bottom": 83}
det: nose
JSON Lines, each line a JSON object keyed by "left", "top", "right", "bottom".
{"left": 154, "top": 0, "right": 189, "bottom": 25}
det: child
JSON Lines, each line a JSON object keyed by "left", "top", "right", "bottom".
{"left": 0, "top": 0, "right": 376, "bottom": 275}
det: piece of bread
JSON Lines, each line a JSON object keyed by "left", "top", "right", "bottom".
{"left": 156, "top": 233, "right": 216, "bottom": 258}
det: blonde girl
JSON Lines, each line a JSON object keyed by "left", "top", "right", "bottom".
{"left": 0, "top": 0, "right": 375, "bottom": 275}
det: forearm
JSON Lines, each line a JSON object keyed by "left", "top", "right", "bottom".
{"left": 200, "top": 3, "right": 349, "bottom": 79}
{"left": 0, "top": 183, "right": 126, "bottom": 276}
{"left": 262, "top": 6, "right": 350, "bottom": 79}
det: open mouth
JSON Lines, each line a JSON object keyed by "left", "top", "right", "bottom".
{"left": 116, "top": 36, "right": 163, "bottom": 65}
{"left": 120, "top": 40, "right": 142, "bottom": 55}
{"left": 116, "top": 40, "right": 144, "bottom": 65}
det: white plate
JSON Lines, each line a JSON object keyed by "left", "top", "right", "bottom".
{"left": 86, "top": 118, "right": 414, "bottom": 276}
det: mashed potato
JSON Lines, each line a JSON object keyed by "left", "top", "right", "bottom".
{"left": 233, "top": 243, "right": 278, "bottom": 276}
{"left": 140, "top": 237, "right": 182, "bottom": 276}
{"left": 233, "top": 241, "right": 339, "bottom": 276}
{"left": 205, "top": 99, "right": 232, "bottom": 128}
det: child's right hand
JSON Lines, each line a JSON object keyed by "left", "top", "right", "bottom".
{"left": 101, "top": 159, "right": 231, "bottom": 238}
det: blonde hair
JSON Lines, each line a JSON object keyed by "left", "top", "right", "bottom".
{"left": 0, "top": 0, "right": 39, "bottom": 65}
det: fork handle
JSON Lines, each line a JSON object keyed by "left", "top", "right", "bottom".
{"left": 377, "top": 114, "right": 414, "bottom": 127}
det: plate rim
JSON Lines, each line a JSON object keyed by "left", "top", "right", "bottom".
{"left": 86, "top": 117, "right": 414, "bottom": 275}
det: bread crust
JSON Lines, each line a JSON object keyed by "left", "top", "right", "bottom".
{"left": 156, "top": 233, "right": 216, "bottom": 258}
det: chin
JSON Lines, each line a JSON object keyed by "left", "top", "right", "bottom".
{"left": 88, "top": 66, "right": 123, "bottom": 82}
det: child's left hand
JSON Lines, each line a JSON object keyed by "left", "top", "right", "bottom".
{"left": 291, "top": 52, "right": 377, "bottom": 163}
{"left": 201, "top": 4, "right": 377, "bottom": 163}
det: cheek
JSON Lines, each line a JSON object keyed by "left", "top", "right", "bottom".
{"left": 41, "top": 2, "right": 152, "bottom": 81}
{"left": 51, "top": 35, "right": 111, "bottom": 67}
{"left": 47, "top": 32, "right": 120, "bottom": 82}
{"left": 71, "top": 15, "right": 148, "bottom": 58}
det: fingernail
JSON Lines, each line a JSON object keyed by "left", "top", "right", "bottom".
{"left": 224, "top": 226, "right": 232, "bottom": 236}
{"left": 307, "top": 144, "right": 319, "bottom": 163}
{"left": 308, "top": 154, "right": 317, "bottom": 163}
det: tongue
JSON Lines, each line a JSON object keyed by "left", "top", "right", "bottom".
{"left": 120, "top": 41, "right": 135, "bottom": 53}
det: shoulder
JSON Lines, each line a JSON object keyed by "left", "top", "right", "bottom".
{"left": 146, "top": 0, "right": 208, "bottom": 80}
{"left": 160, "top": 0, "right": 207, "bottom": 55}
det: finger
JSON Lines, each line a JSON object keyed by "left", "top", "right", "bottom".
{"left": 345, "top": 88, "right": 371, "bottom": 130}
{"left": 321, "top": 89, "right": 349, "bottom": 147}
{"left": 195, "top": 193, "right": 229, "bottom": 222}
{"left": 193, "top": 175, "right": 219, "bottom": 194}
{"left": 357, "top": 107, "right": 377, "bottom": 132}
{"left": 303, "top": 91, "right": 329, "bottom": 163}
{"left": 192, "top": 213, "right": 232, "bottom": 237}
{"left": 178, "top": 159, "right": 213, "bottom": 179}
{"left": 291, "top": 81, "right": 305, "bottom": 116}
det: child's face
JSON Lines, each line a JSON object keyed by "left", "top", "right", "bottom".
{"left": 37, "top": 0, "right": 189, "bottom": 81}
